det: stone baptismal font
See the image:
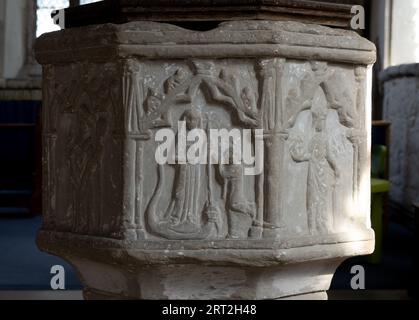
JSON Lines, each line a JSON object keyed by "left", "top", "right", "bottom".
{"left": 35, "top": 0, "right": 376, "bottom": 299}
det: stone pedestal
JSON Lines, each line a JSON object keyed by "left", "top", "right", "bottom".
{"left": 35, "top": 19, "right": 375, "bottom": 299}
{"left": 381, "top": 64, "right": 419, "bottom": 208}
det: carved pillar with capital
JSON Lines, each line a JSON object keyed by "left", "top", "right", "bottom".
{"left": 256, "top": 58, "right": 288, "bottom": 237}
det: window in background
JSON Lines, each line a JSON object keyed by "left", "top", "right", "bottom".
{"left": 390, "top": 0, "right": 419, "bottom": 65}
{"left": 80, "top": 0, "right": 103, "bottom": 4}
{"left": 36, "top": 0, "right": 69, "bottom": 37}
{"left": 36, "top": 0, "right": 103, "bottom": 38}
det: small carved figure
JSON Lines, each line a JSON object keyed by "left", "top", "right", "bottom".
{"left": 164, "top": 68, "right": 189, "bottom": 94}
{"left": 67, "top": 97, "right": 109, "bottom": 234}
{"left": 168, "top": 109, "right": 204, "bottom": 233}
{"left": 144, "top": 88, "right": 163, "bottom": 115}
{"left": 146, "top": 109, "right": 222, "bottom": 240}
{"left": 289, "top": 105, "right": 339, "bottom": 235}
{"left": 220, "top": 148, "right": 256, "bottom": 239}
{"left": 241, "top": 87, "right": 257, "bottom": 111}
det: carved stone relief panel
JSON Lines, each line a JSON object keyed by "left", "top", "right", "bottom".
{"left": 127, "top": 59, "right": 368, "bottom": 241}
{"left": 281, "top": 62, "right": 368, "bottom": 236}
{"left": 134, "top": 59, "right": 261, "bottom": 241}
{"left": 42, "top": 62, "right": 124, "bottom": 237}
{"left": 42, "top": 57, "right": 369, "bottom": 242}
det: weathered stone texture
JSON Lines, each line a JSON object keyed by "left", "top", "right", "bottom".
{"left": 381, "top": 64, "right": 419, "bottom": 208}
{"left": 35, "top": 20, "right": 375, "bottom": 299}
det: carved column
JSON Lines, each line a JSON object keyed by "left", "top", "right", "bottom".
{"left": 119, "top": 60, "right": 147, "bottom": 240}
{"left": 35, "top": 2, "right": 376, "bottom": 300}
{"left": 257, "top": 58, "right": 287, "bottom": 237}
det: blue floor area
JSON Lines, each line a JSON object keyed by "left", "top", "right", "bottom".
{"left": 0, "top": 215, "right": 82, "bottom": 290}
{"left": 331, "top": 221, "right": 415, "bottom": 290}
{"left": 0, "top": 212, "right": 414, "bottom": 292}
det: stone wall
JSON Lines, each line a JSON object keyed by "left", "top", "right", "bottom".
{"left": 381, "top": 64, "right": 419, "bottom": 208}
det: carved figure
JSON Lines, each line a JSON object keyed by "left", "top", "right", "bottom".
{"left": 220, "top": 147, "right": 256, "bottom": 239}
{"left": 289, "top": 104, "right": 339, "bottom": 235}
{"left": 146, "top": 109, "right": 222, "bottom": 239}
